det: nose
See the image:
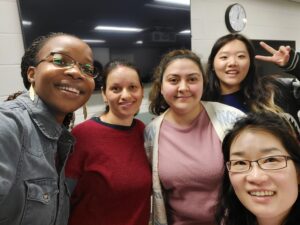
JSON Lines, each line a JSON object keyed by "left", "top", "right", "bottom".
{"left": 120, "top": 88, "right": 131, "bottom": 99}
{"left": 245, "top": 162, "right": 269, "bottom": 184}
{"left": 178, "top": 80, "right": 189, "bottom": 92}
{"left": 228, "top": 56, "right": 238, "bottom": 66}
{"left": 64, "top": 64, "right": 85, "bottom": 80}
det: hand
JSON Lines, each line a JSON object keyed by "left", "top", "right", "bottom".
{"left": 255, "top": 41, "right": 291, "bottom": 67}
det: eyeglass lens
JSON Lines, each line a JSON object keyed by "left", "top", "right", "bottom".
{"left": 52, "top": 53, "right": 97, "bottom": 78}
{"left": 227, "top": 155, "right": 289, "bottom": 172}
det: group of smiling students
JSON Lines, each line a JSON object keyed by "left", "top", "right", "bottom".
{"left": 0, "top": 32, "right": 299, "bottom": 225}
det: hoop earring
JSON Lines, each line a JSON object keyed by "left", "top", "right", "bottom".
{"left": 29, "top": 85, "right": 35, "bottom": 101}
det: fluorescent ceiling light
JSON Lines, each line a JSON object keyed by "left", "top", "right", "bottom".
{"left": 83, "top": 39, "right": 106, "bottom": 43}
{"left": 179, "top": 29, "right": 190, "bottom": 34}
{"left": 154, "top": 0, "right": 190, "bottom": 6}
{"left": 22, "top": 20, "right": 32, "bottom": 26}
{"left": 94, "top": 26, "right": 143, "bottom": 32}
{"left": 135, "top": 40, "right": 143, "bottom": 44}
{"left": 145, "top": 3, "right": 189, "bottom": 11}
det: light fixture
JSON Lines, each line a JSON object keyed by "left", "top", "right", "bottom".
{"left": 94, "top": 26, "right": 143, "bottom": 32}
{"left": 154, "top": 0, "right": 190, "bottom": 6}
{"left": 83, "top": 39, "right": 106, "bottom": 43}
{"left": 22, "top": 20, "right": 32, "bottom": 26}
{"left": 135, "top": 40, "right": 143, "bottom": 44}
{"left": 179, "top": 29, "right": 191, "bottom": 34}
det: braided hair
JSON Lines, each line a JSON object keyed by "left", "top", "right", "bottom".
{"left": 8, "top": 32, "right": 77, "bottom": 129}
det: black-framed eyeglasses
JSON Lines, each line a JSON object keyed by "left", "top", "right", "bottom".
{"left": 226, "top": 155, "right": 292, "bottom": 173}
{"left": 36, "top": 52, "right": 99, "bottom": 78}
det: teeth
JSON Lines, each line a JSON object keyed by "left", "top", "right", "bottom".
{"left": 250, "top": 191, "right": 275, "bottom": 197}
{"left": 227, "top": 71, "right": 238, "bottom": 74}
{"left": 58, "top": 85, "right": 80, "bottom": 95}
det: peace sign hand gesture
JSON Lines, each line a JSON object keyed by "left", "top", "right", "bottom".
{"left": 255, "top": 41, "right": 291, "bottom": 67}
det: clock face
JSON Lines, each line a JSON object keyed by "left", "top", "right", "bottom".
{"left": 225, "top": 3, "right": 247, "bottom": 32}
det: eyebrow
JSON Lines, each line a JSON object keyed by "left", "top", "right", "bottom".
{"left": 230, "top": 147, "right": 284, "bottom": 157}
{"left": 166, "top": 73, "right": 201, "bottom": 77}
{"left": 218, "top": 49, "right": 248, "bottom": 54}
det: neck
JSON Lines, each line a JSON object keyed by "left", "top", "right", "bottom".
{"left": 165, "top": 103, "right": 202, "bottom": 127}
{"left": 221, "top": 84, "right": 241, "bottom": 95}
{"left": 100, "top": 112, "right": 133, "bottom": 126}
{"left": 257, "top": 215, "right": 287, "bottom": 225}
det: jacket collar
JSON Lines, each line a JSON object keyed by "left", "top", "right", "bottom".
{"left": 18, "top": 92, "right": 66, "bottom": 140}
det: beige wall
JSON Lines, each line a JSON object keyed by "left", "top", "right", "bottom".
{"left": 1, "top": 0, "right": 300, "bottom": 124}
{"left": 191, "top": 0, "right": 300, "bottom": 64}
{"left": 0, "top": 0, "right": 24, "bottom": 101}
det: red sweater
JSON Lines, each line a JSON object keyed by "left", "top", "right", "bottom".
{"left": 65, "top": 118, "right": 151, "bottom": 225}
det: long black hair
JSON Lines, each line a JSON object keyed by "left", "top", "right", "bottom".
{"left": 203, "top": 33, "right": 282, "bottom": 113}
{"left": 216, "top": 111, "right": 300, "bottom": 225}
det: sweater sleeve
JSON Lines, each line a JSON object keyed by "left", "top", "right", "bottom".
{"left": 0, "top": 109, "right": 23, "bottom": 205}
{"left": 282, "top": 49, "right": 300, "bottom": 79}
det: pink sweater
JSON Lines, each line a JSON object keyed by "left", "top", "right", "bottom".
{"left": 159, "top": 110, "right": 222, "bottom": 225}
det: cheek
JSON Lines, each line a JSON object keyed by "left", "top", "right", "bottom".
{"left": 87, "top": 79, "right": 95, "bottom": 92}
{"left": 240, "top": 60, "right": 250, "bottom": 72}
{"left": 213, "top": 59, "right": 224, "bottom": 71}
{"left": 160, "top": 83, "right": 173, "bottom": 98}
{"left": 229, "top": 174, "right": 244, "bottom": 197}
{"left": 133, "top": 90, "right": 144, "bottom": 102}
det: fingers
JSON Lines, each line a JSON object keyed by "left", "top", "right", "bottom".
{"left": 279, "top": 45, "right": 290, "bottom": 55}
{"left": 259, "top": 41, "right": 276, "bottom": 54}
{"left": 255, "top": 55, "right": 273, "bottom": 62}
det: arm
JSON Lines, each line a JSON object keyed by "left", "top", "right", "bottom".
{"left": 255, "top": 41, "right": 300, "bottom": 78}
{"left": 0, "top": 110, "right": 22, "bottom": 205}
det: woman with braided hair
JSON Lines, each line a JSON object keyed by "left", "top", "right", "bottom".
{"left": 0, "top": 32, "right": 95, "bottom": 225}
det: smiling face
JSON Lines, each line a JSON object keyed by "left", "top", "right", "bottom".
{"left": 160, "top": 58, "right": 203, "bottom": 116}
{"left": 27, "top": 35, "right": 95, "bottom": 123}
{"left": 102, "top": 65, "right": 143, "bottom": 125}
{"left": 213, "top": 39, "right": 250, "bottom": 94}
{"left": 229, "top": 129, "right": 299, "bottom": 225}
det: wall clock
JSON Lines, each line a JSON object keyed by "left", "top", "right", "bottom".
{"left": 225, "top": 3, "right": 247, "bottom": 33}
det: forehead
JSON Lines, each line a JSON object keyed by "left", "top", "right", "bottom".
{"left": 107, "top": 66, "right": 140, "bottom": 83}
{"left": 38, "top": 35, "right": 93, "bottom": 61}
{"left": 164, "top": 58, "right": 202, "bottom": 73}
{"left": 218, "top": 39, "right": 248, "bottom": 53}
{"left": 230, "top": 129, "right": 288, "bottom": 157}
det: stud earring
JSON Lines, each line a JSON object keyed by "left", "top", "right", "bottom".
{"left": 29, "top": 85, "right": 35, "bottom": 101}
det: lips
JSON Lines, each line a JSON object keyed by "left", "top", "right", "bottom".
{"left": 119, "top": 101, "right": 133, "bottom": 107}
{"left": 56, "top": 84, "right": 81, "bottom": 95}
{"left": 249, "top": 190, "right": 275, "bottom": 197}
{"left": 176, "top": 95, "right": 192, "bottom": 98}
{"left": 226, "top": 69, "right": 239, "bottom": 75}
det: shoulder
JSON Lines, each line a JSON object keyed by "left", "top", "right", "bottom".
{"left": 144, "top": 113, "right": 165, "bottom": 141}
{"left": 203, "top": 101, "right": 245, "bottom": 114}
{"left": 134, "top": 118, "right": 146, "bottom": 130}
{"left": 0, "top": 100, "right": 29, "bottom": 133}
{"left": 202, "top": 101, "right": 245, "bottom": 125}
{"left": 72, "top": 118, "right": 98, "bottom": 134}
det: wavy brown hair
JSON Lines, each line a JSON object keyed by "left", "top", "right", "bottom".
{"left": 149, "top": 49, "right": 205, "bottom": 116}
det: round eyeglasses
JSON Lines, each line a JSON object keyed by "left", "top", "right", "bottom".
{"left": 226, "top": 155, "right": 292, "bottom": 173}
{"left": 36, "top": 52, "right": 99, "bottom": 79}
